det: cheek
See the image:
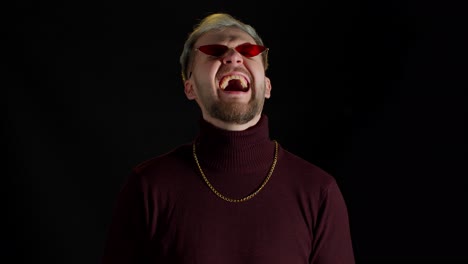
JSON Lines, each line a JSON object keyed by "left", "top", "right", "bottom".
{"left": 247, "top": 61, "right": 266, "bottom": 79}
{"left": 196, "top": 61, "right": 219, "bottom": 76}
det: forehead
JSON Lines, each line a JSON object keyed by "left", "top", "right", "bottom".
{"left": 195, "top": 27, "right": 256, "bottom": 46}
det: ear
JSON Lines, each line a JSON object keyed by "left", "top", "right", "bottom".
{"left": 264, "top": 77, "right": 272, "bottom": 99}
{"left": 184, "top": 79, "right": 197, "bottom": 100}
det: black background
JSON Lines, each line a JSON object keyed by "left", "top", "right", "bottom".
{"left": 5, "top": 0, "right": 467, "bottom": 263}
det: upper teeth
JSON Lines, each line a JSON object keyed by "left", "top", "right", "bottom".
{"left": 220, "top": 75, "right": 248, "bottom": 89}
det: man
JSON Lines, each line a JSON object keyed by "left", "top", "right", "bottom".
{"left": 102, "top": 13, "right": 355, "bottom": 263}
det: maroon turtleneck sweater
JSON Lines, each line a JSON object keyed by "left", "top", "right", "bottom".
{"left": 102, "top": 114, "right": 355, "bottom": 264}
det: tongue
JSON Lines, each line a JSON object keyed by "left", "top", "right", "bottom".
{"left": 224, "top": 79, "right": 247, "bottom": 92}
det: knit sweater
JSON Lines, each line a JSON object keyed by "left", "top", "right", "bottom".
{"left": 101, "top": 114, "right": 355, "bottom": 263}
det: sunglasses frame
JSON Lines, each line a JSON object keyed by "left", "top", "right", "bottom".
{"left": 188, "top": 43, "right": 269, "bottom": 79}
{"left": 195, "top": 43, "right": 268, "bottom": 58}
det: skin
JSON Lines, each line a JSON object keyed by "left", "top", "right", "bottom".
{"left": 184, "top": 27, "right": 272, "bottom": 131}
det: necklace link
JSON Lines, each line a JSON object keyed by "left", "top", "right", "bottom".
{"left": 192, "top": 140, "right": 278, "bottom": 203}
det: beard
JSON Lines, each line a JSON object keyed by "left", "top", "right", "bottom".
{"left": 209, "top": 97, "right": 262, "bottom": 124}
{"left": 197, "top": 83, "right": 265, "bottom": 124}
{"left": 193, "top": 72, "right": 267, "bottom": 124}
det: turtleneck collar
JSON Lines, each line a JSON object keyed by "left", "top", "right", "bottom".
{"left": 194, "top": 114, "right": 275, "bottom": 172}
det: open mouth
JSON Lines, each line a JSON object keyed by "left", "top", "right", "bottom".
{"left": 219, "top": 75, "right": 249, "bottom": 92}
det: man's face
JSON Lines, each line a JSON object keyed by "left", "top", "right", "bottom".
{"left": 184, "top": 27, "right": 271, "bottom": 126}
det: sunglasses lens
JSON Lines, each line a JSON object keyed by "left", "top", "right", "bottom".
{"left": 198, "top": 45, "right": 229, "bottom": 57}
{"left": 235, "top": 44, "right": 266, "bottom": 57}
{"left": 197, "top": 44, "right": 267, "bottom": 57}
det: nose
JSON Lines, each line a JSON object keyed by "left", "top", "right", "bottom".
{"left": 222, "top": 48, "right": 244, "bottom": 65}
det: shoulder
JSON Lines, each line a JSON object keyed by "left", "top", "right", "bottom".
{"left": 113, "top": 143, "right": 195, "bottom": 202}
{"left": 276, "top": 144, "right": 336, "bottom": 189}
{"left": 131, "top": 142, "right": 193, "bottom": 180}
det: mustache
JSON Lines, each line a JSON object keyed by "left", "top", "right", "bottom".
{"left": 216, "top": 67, "right": 251, "bottom": 79}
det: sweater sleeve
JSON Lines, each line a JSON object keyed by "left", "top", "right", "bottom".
{"left": 310, "top": 179, "right": 355, "bottom": 264}
{"left": 101, "top": 172, "right": 150, "bottom": 264}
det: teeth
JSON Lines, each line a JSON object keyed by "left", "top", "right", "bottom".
{"left": 220, "top": 75, "right": 248, "bottom": 89}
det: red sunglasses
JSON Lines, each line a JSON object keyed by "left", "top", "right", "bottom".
{"left": 196, "top": 43, "right": 268, "bottom": 58}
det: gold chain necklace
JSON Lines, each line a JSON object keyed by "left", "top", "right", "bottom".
{"left": 192, "top": 140, "right": 278, "bottom": 203}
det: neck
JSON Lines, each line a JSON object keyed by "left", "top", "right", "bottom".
{"left": 201, "top": 113, "right": 262, "bottom": 131}
{"left": 195, "top": 113, "right": 274, "bottom": 171}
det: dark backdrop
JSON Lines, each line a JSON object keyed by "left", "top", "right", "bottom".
{"left": 5, "top": 0, "right": 467, "bottom": 263}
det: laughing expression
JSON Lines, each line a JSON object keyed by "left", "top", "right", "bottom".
{"left": 184, "top": 27, "right": 271, "bottom": 126}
